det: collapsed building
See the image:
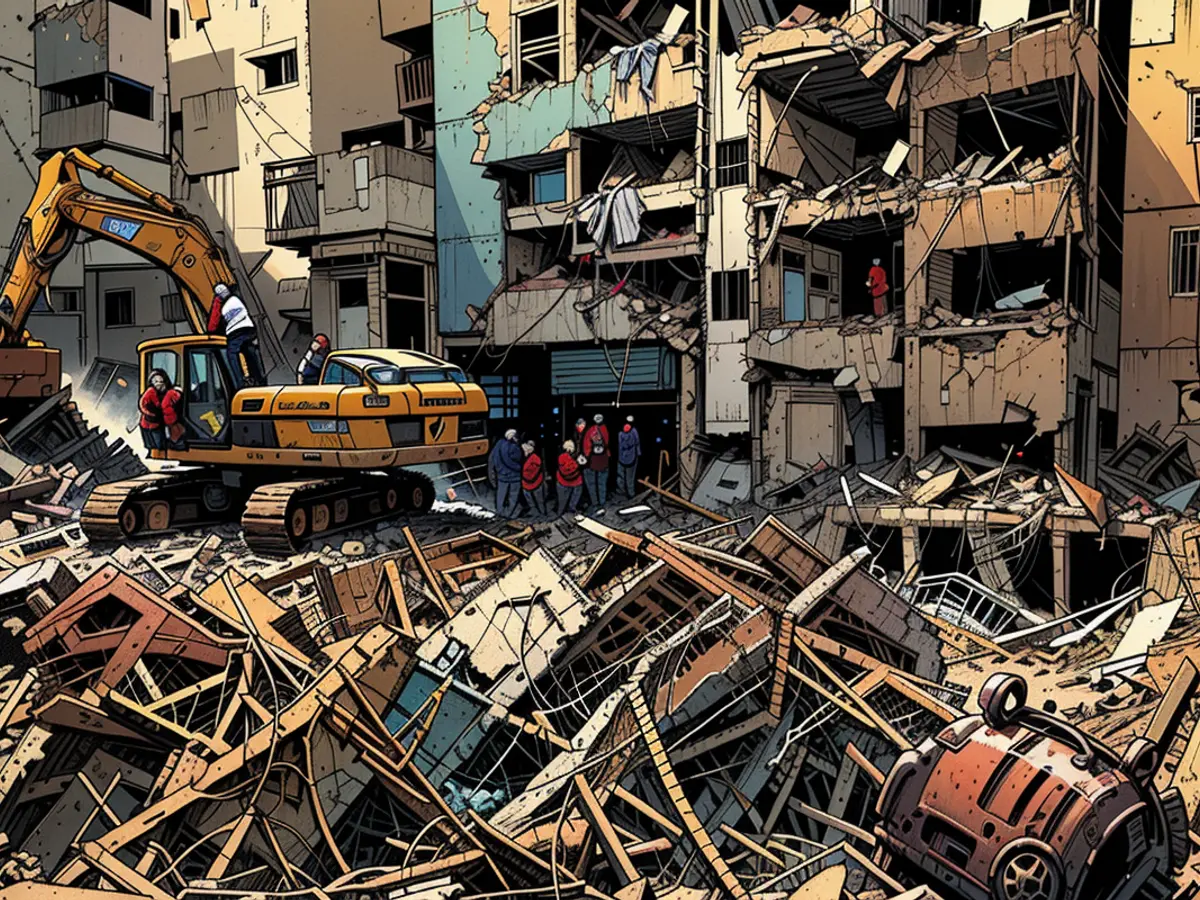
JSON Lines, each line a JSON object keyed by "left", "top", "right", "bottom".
{"left": 740, "top": 2, "right": 1129, "bottom": 500}
{"left": 0, "top": 473, "right": 1198, "bottom": 900}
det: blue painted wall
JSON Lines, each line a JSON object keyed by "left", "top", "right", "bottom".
{"left": 433, "top": 0, "right": 615, "bottom": 333}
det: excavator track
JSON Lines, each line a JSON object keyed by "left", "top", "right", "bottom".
{"left": 241, "top": 470, "right": 435, "bottom": 556}
{"left": 81, "top": 469, "right": 245, "bottom": 543}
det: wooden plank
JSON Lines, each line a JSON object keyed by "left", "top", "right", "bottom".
{"left": 845, "top": 741, "right": 885, "bottom": 787}
{"left": 719, "top": 823, "right": 785, "bottom": 868}
{"left": 637, "top": 478, "right": 728, "bottom": 522}
{"left": 78, "top": 842, "right": 174, "bottom": 900}
{"left": 790, "top": 640, "right": 912, "bottom": 750}
{"left": 612, "top": 785, "right": 683, "bottom": 839}
{"left": 403, "top": 525, "right": 456, "bottom": 619}
{"left": 206, "top": 807, "right": 256, "bottom": 880}
{"left": 789, "top": 800, "right": 876, "bottom": 847}
{"left": 375, "top": 558, "right": 416, "bottom": 638}
{"left": 575, "top": 774, "right": 640, "bottom": 885}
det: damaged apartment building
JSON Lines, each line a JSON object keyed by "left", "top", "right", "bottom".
{"left": 739, "top": 0, "right": 1130, "bottom": 498}
{"left": 434, "top": 0, "right": 754, "bottom": 489}
{"left": 260, "top": 0, "right": 437, "bottom": 356}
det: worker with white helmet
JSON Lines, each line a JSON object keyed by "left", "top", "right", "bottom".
{"left": 207, "top": 282, "right": 266, "bottom": 388}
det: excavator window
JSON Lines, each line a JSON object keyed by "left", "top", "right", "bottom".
{"left": 146, "top": 350, "right": 179, "bottom": 389}
{"left": 322, "top": 361, "right": 363, "bottom": 386}
{"left": 184, "top": 347, "right": 232, "bottom": 446}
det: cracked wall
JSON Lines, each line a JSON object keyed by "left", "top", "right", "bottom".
{"left": 1119, "top": 0, "right": 1200, "bottom": 461}
{"left": 434, "top": 0, "right": 614, "bottom": 334}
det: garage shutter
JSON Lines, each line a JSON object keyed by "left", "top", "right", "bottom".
{"left": 550, "top": 346, "right": 675, "bottom": 395}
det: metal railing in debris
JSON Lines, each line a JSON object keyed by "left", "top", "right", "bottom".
{"left": 908, "top": 571, "right": 1043, "bottom": 638}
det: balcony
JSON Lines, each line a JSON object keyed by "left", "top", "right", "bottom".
{"left": 397, "top": 56, "right": 433, "bottom": 113}
{"left": 38, "top": 103, "right": 165, "bottom": 158}
{"left": 264, "top": 157, "right": 320, "bottom": 248}
{"left": 380, "top": 0, "right": 431, "bottom": 47}
{"left": 264, "top": 145, "right": 435, "bottom": 250}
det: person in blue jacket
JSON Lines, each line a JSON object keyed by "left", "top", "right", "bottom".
{"left": 489, "top": 429, "right": 524, "bottom": 518}
{"left": 617, "top": 415, "right": 642, "bottom": 498}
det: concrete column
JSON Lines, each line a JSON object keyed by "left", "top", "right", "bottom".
{"left": 1051, "top": 529, "right": 1071, "bottom": 617}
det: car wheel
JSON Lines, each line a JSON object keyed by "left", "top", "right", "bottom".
{"left": 994, "top": 848, "right": 1063, "bottom": 900}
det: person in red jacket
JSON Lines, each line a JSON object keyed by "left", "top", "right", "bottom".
{"left": 139, "top": 369, "right": 184, "bottom": 452}
{"left": 556, "top": 439, "right": 583, "bottom": 516}
{"left": 582, "top": 413, "right": 611, "bottom": 511}
{"left": 521, "top": 441, "right": 546, "bottom": 517}
{"left": 866, "top": 258, "right": 889, "bottom": 317}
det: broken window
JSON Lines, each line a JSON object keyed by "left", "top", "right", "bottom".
{"left": 1170, "top": 227, "right": 1199, "bottom": 296}
{"left": 939, "top": 80, "right": 1074, "bottom": 172}
{"left": 712, "top": 269, "right": 749, "bottom": 320}
{"left": 925, "top": 0, "right": 980, "bottom": 25}
{"left": 50, "top": 289, "right": 80, "bottom": 313}
{"left": 715, "top": 139, "right": 748, "bottom": 187}
{"left": 938, "top": 236, "right": 1071, "bottom": 317}
{"left": 782, "top": 250, "right": 807, "bottom": 322}
{"left": 517, "top": 6, "right": 561, "bottom": 88}
{"left": 342, "top": 121, "right": 410, "bottom": 151}
{"left": 42, "top": 74, "right": 153, "bottom": 121}
{"left": 533, "top": 167, "right": 566, "bottom": 203}
{"left": 481, "top": 374, "right": 519, "bottom": 418}
{"left": 104, "top": 289, "right": 134, "bottom": 328}
{"left": 251, "top": 48, "right": 299, "bottom": 91}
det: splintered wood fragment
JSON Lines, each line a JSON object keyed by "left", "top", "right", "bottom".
{"left": 719, "top": 823, "right": 785, "bottom": 868}
{"left": 324, "top": 850, "right": 486, "bottom": 893}
{"left": 790, "top": 800, "right": 876, "bottom": 847}
{"left": 575, "top": 773, "right": 641, "bottom": 885}
{"left": 613, "top": 785, "right": 684, "bottom": 838}
{"left": 206, "top": 806, "right": 256, "bottom": 880}
{"left": 846, "top": 741, "right": 886, "bottom": 787}
{"left": 78, "top": 841, "right": 174, "bottom": 900}
{"left": 402, "top": 525, "right": 456, "bottom": 619}
{"left": 375, "top": 558, "right": 415, "bottom": 637}
{"left": 73, "top": 771, "right": 122, "bottom": 843}
{"left": 637, "top": 478, "right": 728, "bottom": 522}
{"left": 790, "top": 639, "right": 912, "bottom": 750}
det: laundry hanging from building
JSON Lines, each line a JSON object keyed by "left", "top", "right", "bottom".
{"left": 581, "top": 182, "right": 647, "bottom": 252}
{"left": 612, "top": 38, "right": 664, "bottom": 102}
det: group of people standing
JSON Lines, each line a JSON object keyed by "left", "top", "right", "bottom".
{"left": 488, "top": 413, "right": 642, "bottom": 519}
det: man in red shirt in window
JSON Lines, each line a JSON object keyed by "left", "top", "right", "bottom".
{"left": 139, "top": 368, "right": 185, "bottom": 451}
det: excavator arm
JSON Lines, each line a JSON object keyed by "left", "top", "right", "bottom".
{"left": 0, "top": 148, "right": 236, "bottom": 345}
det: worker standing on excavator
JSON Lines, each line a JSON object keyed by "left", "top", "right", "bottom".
{"left": 208, "top": 283, "right": 266, "bottom": 388}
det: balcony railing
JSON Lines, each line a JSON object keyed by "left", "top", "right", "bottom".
{"left": 263, "top": 146, "right": 434, "bottom": 249}
{"left": 398, "top": 56, "right": 433, "bottom": 111}
{"left": 264, "top": 157, "right": 319, "bottom": 247}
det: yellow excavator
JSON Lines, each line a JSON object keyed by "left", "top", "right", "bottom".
{"left": 0, "top": 148, "right": 489, "bottom": 554}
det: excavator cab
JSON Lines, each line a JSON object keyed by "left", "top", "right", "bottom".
{"left": 140, "top": 335, "right": 235, "bottom": 451}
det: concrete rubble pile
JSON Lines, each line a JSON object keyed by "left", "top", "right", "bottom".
{"left": 0, "top": 471, "right": 1197, "bottom": 900}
